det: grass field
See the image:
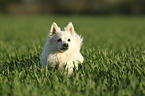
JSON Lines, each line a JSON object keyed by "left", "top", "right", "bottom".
{"left": 0, "top": 15, "right": 145, "bottom": 96}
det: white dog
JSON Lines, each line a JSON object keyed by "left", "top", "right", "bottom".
{"left": 40, "top": 22, "right": 83, "bottom": 74}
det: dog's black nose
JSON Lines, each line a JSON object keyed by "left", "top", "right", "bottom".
{"left": 60, "top": 43, "right": 69, "bottom": 51}
{"left": 63, "top": 43, "right": 68, "bottom": 48}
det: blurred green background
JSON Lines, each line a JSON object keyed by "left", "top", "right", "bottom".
{"left": 0, "top": 0, "right": 145, "bottom": 15}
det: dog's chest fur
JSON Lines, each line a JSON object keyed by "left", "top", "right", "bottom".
{"left": 47, "top": 50, "right": 75, "bottom": 68}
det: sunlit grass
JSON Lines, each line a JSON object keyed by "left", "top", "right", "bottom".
{"left": 0, "top": 15, "right": 145, "bottom": 96}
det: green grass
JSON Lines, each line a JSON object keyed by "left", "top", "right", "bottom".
{"left": 0, "top": 15, "right": 145, "bottom": 96}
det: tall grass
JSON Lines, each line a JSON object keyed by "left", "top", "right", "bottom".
{"left": 0, "top": 15, "right": 145, "bottom": 96}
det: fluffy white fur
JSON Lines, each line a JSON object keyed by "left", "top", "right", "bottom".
{"left": 40, "top": 22, "right": 83, "bottom": 75}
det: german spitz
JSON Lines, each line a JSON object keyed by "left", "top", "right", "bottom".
{"left": 40, "top": 22, "right": 83, "bottom": 75}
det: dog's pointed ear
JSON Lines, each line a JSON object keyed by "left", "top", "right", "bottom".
{"left": 49, "top": 22, "right": 60, "bottom": 36}
{"left": 65, "top": 22, "right": 75, "bottom": 36}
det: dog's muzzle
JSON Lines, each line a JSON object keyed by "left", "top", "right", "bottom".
{"left": 60, "top": 43, "right": 69, "bottom": 51}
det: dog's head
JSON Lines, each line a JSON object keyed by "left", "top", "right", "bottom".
{"left": 48, "top": 22, "right": 75, "bottom": 52}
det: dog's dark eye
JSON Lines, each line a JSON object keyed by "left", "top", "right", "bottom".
{"left": 57, "top": 38, "right": 62, "bottom": 42}
{"left": 68, "top": 39, "right": 71, "bottom": 42}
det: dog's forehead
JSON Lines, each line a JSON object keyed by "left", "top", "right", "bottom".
{"left": 56, "top": 31, "right": 72, "bottom": 38}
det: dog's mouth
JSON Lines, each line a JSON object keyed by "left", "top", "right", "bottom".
{"left": 59, "top": 47, "right": 68, "bottom": 51}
